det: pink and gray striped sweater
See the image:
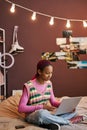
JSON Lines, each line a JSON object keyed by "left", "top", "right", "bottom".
{"left": 18, "top": 78, "right": 60, "bottom": 114}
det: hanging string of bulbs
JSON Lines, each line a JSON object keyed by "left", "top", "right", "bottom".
{"left": 5, "top": 0, "right": 87, "bottom": 28}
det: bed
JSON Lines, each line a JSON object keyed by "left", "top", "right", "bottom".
{"left": 0, "top": 94, "right": 87, "bottom": 130}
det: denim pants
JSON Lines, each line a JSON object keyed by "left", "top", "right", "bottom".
{"left": 25, "top": 109, "right": 77, "bottom": 125}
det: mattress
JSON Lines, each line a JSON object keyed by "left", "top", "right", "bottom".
{"left": 0, "top": 95, "right": 87, "bottom": 130}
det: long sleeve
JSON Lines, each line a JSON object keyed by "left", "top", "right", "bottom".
{"left": 50, "top": 86, "right": 60, "bottom": 107}
{"left": 18, "top": 86, "right": 43, "bottom": 113}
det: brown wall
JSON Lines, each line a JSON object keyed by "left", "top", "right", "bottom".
{"left": 0, "top": 0, "right": 87, "bottom": 97}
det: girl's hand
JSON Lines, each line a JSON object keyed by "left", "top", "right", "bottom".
{"left": 43, "top": 103, "right": 56, "bottom": 111}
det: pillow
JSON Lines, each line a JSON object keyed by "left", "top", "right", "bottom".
{"left": 0, "top": 95, "right": 25, "bottom": 119}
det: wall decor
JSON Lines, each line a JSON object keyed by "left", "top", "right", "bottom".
{"left": 9, "top": 26, "right": 24, "bottom": 55}
{"left": 41, "top": 37, "right": 87, "bottom": 69}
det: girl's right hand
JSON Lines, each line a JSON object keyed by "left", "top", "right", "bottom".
{"left": 43, "top": 103, "right": 55, "bottom": 111}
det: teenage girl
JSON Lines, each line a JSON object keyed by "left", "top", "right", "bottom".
{"left": 18, "top": 60, "right": 77, "bottom": 130}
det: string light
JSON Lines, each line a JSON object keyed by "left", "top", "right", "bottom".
{"left": 10, "top": 3, "right": 15, "bottom": 13}
{"left": 83, "top": 21, "right": 87, "bottom": 28}
{"left": 49, "top": 17, "right": 54, "bottom": 25}
{"left": 66, "top": 20, "right": 71, "bottom": 28}
{"left": 5, "top": 0, "right": 87, "bottom": 28}
{"left": 31, "top": 12, "right": 36, "bottom": 21}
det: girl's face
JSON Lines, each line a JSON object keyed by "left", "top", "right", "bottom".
{"left": 38, "top": 65, "right": 53, "bottom": 81}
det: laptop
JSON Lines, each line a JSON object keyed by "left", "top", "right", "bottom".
{"left": 53, "top": 97, "right": 82, "bottom": 115}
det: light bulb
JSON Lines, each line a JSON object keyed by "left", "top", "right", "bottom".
{"left": 66, "top": 20, "right": 71, "bottom": 28}
{"left": 83, "top": 21, "right": 87, "bottom": 28}
{"left": 10, "top": 3, "right": 15, "bottom": 13}
{"left": 49, "top": 17, "right": 54, "bottom": 25}
{"left": 31, "top": 12, "right": 36, "bottom": 21}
